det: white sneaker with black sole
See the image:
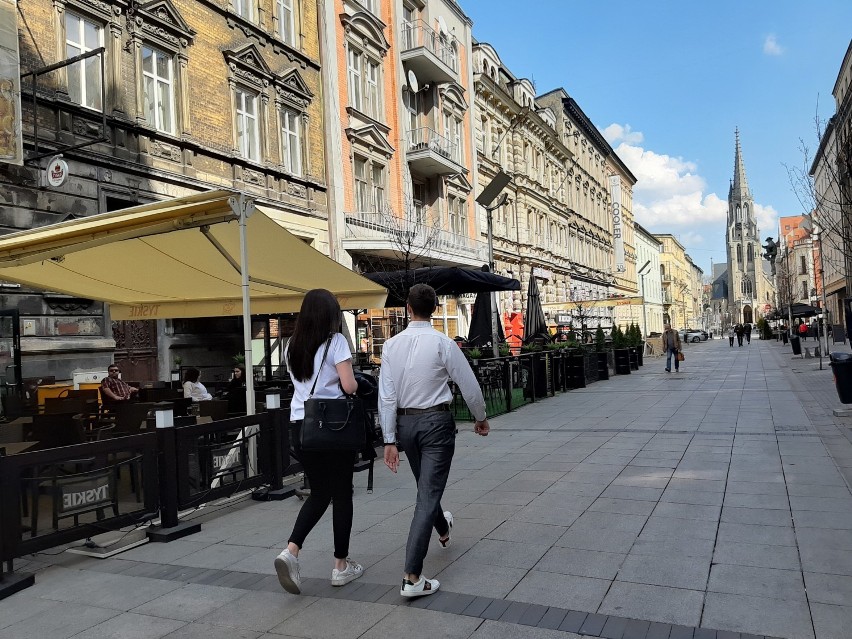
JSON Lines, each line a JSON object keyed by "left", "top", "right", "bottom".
{"left": 400, "top": 576, "right": 440, "bottom": 598}
{"left": 274, "top": 549, "right": 301, "bottom": 594}
{"left": 331, "top": 559, "right": 364, "bottom": 586}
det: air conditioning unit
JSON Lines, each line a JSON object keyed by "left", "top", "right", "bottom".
{"left": 72, "top": 369, "right": 109, "bottom": 389}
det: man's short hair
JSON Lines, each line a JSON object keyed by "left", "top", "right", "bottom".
{"left": 408, "top": 283, "right": 438, "bottom": 318}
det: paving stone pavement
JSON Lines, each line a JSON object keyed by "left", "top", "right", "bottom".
{"left": 4, "top": 337, "right": 852, "bottom": 638}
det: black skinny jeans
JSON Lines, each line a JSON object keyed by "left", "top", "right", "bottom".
{"left": 288, "top": 421, "right": 356, "bottom": 559}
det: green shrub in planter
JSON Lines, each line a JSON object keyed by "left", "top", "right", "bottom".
{"left": 468, "top": 347, "right": 482, "bottom": 360}
{"left": 498, "top": 343, "right": 511, "bottom": 357}
{"left": 595, "top": 326, "right": 607, "bottom": 352}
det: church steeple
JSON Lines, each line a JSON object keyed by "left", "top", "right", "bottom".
{"left": 730, "top": 128, "right": 750, "bottom": 198}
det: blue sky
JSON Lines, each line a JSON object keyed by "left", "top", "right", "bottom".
{"left": 463, "top": 0, "right": 852, "bottom": 277}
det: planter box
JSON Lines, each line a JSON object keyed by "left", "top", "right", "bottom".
{"left": 566, "top": 351, "right": 586, "bottom": 388}
{"left": 596, "top": 351, "right": 609, "bottom": 380}
{"left": 583, "top": 351, "right": 599, "bottom": 384}
{"left": 637, "top": 342, "right": 644, "bottom": 367}
{"left": 628, "top": 347, "right": 639, "bottom": 370}
{"left": 614, "top": 348, "right": 631, "bottom": 375}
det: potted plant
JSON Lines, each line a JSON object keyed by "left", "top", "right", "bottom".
{"left": 498, "top": 342, "right": 511, "bottom": 357}
{"left": 612, "top": 325, "right": 631, "bottom": 375}
{"left": 520, "top": 342, "right": 548, "bottom": 398}
{"left": 171, "top": 355, "right": 183, "bottom": 383}
{"left": 625, "top": 324, "right": 639, "bottom": 370}
{"left": 468, "top": 347, "right": 482, "bottom": 365}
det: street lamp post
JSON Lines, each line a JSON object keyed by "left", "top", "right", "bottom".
{"left": 637, "top": 260, "right": 651, "bottom": 338}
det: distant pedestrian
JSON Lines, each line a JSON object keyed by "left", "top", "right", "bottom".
{"left": 380, "top": 284, "right": 490, "bottom": 598}
{"left": 735, "top": 323, "right": 744, "bottom": 347}
{"left": 274, "top": 289, "right": 363, "bottom": 595}
{"left": 662, "top": 324, "right": 681, "bottom": 373}
{"left": 799, "top": 321, "right": 808, "bottom": 341}
{"left": 745, "top": 323, "right": 752, "bottom": 344}
{"left": 727, "top": 326, "right": 734, "bottom": 347}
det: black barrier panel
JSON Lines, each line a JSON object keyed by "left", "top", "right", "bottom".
{"left": 171, "top": 413, "right": 274, "bottom": 510}
{"left": 0, "top": 432, "right": 158, "bottom": 561}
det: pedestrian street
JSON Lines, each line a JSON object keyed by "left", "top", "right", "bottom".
{"left": 2, "top": 337, "right": 852, "bottom": 639}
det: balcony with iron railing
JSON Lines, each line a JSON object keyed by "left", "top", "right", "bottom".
{"left": 343, "top": 205, "right": 485, "bottom": 266}
{"left": 406, "top": 127, "right": 463, "bottom": 175}
{"left": 400, "top": 19, "right": 457, "bottom": 83}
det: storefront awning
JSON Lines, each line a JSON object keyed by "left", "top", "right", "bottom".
{"left": 0, "top": 190, "right": 387, "bottom": 319}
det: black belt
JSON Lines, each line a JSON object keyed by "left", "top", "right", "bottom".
{"left": 397, "top": 404, "right": 450, "bottom": 416}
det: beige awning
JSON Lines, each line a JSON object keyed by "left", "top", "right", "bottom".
{"left": 542, "top": 296, "right": 645, "bottom": 311}
{"left": 0, "top": 190, "right": 387, "bottom": 319}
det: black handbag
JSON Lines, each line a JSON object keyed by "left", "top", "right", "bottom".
{"left": 300, "top": 337, "right": 367, "bottom": 452}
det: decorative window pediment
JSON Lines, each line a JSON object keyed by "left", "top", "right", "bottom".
{"left": 224, "top": 43, "right": 273, "bottom": 91}
{"left": 346, "top": 124, "right": 395, "bottom": 158}
{"left": 446, "top": 172, "right": 472, "bottom": 194}
{"left": 440, "top": 82, "right": 467, "bottom": 111}
{"left": 134, "top": 0, "right": 195, "bottom": 50}
{"left": 340, "top": 11, "right": 390, "bottom": 57}
{"left": 277, "top": 68, "right": 313, "bottom": 110}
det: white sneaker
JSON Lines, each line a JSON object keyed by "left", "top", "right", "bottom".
{"left": 439, "top": 511, "right": 453, "bottom": 548}
{"left": 331, "top": 559, "right": 364, "bottom": 586}
{"left": 274, "top": 549, "right": 301, "bottom": 594}
{"left": 400, "top": 575, "right": 440, "bottom": 598}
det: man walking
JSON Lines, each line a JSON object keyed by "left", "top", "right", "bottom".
{"left": 735, "top": 323, "right": 744, "bottom": 347}
{"left": 745, "top": 323, "right": 752, "bottom": 344}
{"left": 662, "top": 324, "right": 681, "bottom": 373}
{"left": 380, "top": 284, "right": 490, "bottom": 598}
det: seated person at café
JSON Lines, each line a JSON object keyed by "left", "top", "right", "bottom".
{"left": 183, "top": 367, "right": 213, "bottom": 402}
{"left": 101, "top": 364, "right": 139, "bottom": 403}
{"left": 226, "top": 364, "right": 246, "bottom": 394}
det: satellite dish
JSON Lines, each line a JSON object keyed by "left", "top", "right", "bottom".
{"left": 437, "top": 15, "right": 448, "bottom": 34}
{"left": 407, "top": 69, "right": 419, "bottom": 93}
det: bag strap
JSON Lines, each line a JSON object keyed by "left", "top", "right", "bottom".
{"left": 308, "top": 336, "right": 333, "bottom": 398}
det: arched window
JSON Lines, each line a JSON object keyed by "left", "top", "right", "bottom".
{"left": 747, "top": 244, "right": 753, "bottom": 262}
{"left": 736, "top": 244, "right": 742, "bottom": 262}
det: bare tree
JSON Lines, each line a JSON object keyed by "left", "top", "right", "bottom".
{"left": 349, "top": 201, "right": 442, "bottom": 324}
{"left": 784, "top": 108, "right": 852, "bottom": 297}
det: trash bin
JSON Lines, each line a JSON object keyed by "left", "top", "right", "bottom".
{"left": 789, "top": 334, "right": 801, "bottom": 355}
{"left": 830, "top": 352, "right": 852, "bottom": 404}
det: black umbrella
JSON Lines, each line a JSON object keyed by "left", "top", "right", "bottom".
{"left": 364, "top": 266, "right": 521, "bottom": 307}
{"left": 467, "top": 292, "right": 505, "bottom": 347}
{"left": 784, "top": 303, "right": 820, "bottom": 318}
{"left": 523, "top": 272, "right": 549, "bottom": 344}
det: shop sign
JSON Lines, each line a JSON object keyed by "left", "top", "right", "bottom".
{"left": 46, "top": 156, "right": 68, "bottom": 187}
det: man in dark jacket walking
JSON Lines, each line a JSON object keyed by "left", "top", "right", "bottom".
{"left": 734, "top": 323, "right": 744, "bottom": 347}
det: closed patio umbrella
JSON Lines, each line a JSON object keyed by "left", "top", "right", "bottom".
{"left": 467, "top": 291, "right": 505, "bottom": 348}
{"left": 523, "top": 272, "right": 549, "bottom": 344}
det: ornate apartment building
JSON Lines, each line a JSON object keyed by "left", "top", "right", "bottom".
{"left": 321, "top": 0, "right": 482, "bottom": 358}
{"left": 634, "top": 223, "right": 663, "bottom": 336}
{"left": 2, "top": 0, "right": 330, "bottom": 379}
{"left": 471, "top": 42, "right": 636, "bottom": 332}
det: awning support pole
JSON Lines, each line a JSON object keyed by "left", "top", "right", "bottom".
{"left": 230, "top": 194, "right": 256, "bottom": 417}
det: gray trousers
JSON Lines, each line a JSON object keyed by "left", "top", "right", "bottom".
{"left": 398, "top": 411, "right": 455, "bottom": 576}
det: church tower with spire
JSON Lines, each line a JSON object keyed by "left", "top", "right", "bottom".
{"left": 725, "top": 130, "right": 762, "bottom": 324}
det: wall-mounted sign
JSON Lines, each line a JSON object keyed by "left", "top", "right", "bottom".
{"left": 46, "top": 156, "right": 69, "bottom": 187}
{"left": 609, "top": 175, "right": 626, "bottom": 273}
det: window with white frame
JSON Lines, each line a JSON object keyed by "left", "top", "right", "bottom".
{"left": 347, "top": 46, "right": 381, "bottom": 119}
{"left": 233, "top": 0, "right": 254, "bottom": 22}
{"left": 65, "top": 12, "right": 103, "bottom": 111}
{"left": 354, "top": 156, "right": 370, "bottom": 211}
{"left": 235, "top": 88, "right": 260, "bottom": 161}
{"left": 443, "top": 112, "right": 462, "bottom": 163}
{"left": 360, "top": 0, "right": 378, "bottom": 17}
{"left": 141, "top": 45, "right": 175, "bottom": 134}
{"left": 448, "top": 195, "right": 467, "bottom": 236}
{"left": 277, "top": 0, "right": 295, "bottom": 46}
{"left": 404, "top": 89, "right": 419, "bottom": 135}
{"left": 371, "top": 163, "right": 385, "bottom": 211}
{"left": 281, "top": 107, "right": 302, "bottom": 175}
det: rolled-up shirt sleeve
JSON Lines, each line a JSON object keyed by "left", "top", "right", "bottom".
{"left": 378, "top": 349, "right": 398, "bottom": 443}
{"left": 442, "top": 341, "right": 487, "bottom": 422}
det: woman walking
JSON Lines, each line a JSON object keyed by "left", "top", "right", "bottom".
{"left": 274, "top": 289, "right": 363, "bottom": 594}
{"left": 727, "top": 326, "right": 735, "bottom": 347}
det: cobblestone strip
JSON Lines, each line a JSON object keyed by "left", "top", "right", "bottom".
{"left": 91, "top": 557, "right": 779, "bottom": 639}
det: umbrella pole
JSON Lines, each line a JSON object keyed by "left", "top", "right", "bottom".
{"left": 233, "top": 193, "right": 257, "bottom": 417}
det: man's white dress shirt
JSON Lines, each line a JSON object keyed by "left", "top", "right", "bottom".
{"left": 379, "top": 321, "right": 487, "bottom": 444}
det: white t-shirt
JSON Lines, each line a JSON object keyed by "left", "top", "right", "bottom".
{"left": 183, "top": 380, "right": 212, "bottom": 402}
{"left": 286, "top": 333, "right": 352, "bottom": 420}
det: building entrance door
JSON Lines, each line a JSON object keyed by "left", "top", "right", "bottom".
{"left": 112, "top": 320, "right": 159, "bottom": 381}
{"left": 0, "top": 310, "right": 21, "bottom": 417}
{"left": 743, "top": 305, "right": 753, "bottom": 324}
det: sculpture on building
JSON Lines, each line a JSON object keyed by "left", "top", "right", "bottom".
{"left": 762, "top": 237, "right": 778, "bottom": 275}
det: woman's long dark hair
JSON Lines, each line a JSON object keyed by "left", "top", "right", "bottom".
{"left": 287, "top": 289, "right": 342, "bottom": 382}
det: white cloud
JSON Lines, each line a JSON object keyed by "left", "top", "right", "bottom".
{"left": 763, "top": 34, "right": 783, "bottom": 56}
{"left": 602, "top": 123, "right": 644, "bottom": 145}
{"left": 607, "top": 124, "right": 780, "bottom": 254}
